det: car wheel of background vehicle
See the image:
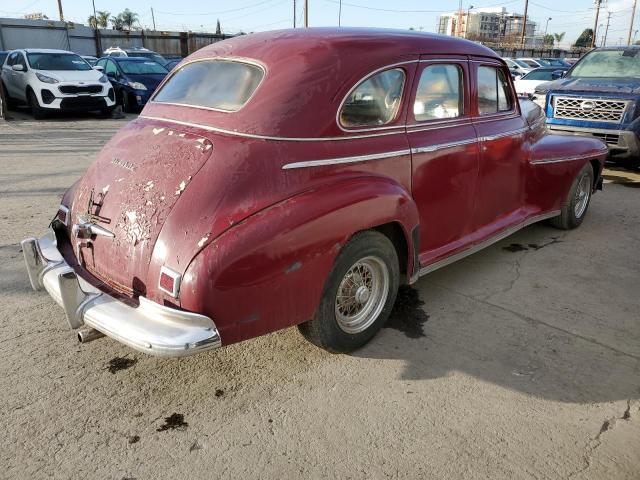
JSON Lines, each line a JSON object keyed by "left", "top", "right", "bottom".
{"left": 100, "top": 106, "right": 114, "bottom": 118}
{"left": 2, "top": 82, "right": 16, "bottom": 110}
{"left": 27, "top": 90, "right": 45, "bottom": 119}
{"left": 120, "top": 91, "right": 132, "bottom": 113}
{"left": 620, "top": 157, "right": 640, "bottom": 171}
{"left": 298, "top": 230, "right": 399, "bottom": 353}
{"left": 549, "top": 162, "right": 594, "bottom": 230}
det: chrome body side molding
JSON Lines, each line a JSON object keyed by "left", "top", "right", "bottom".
{"left": 282, "top": 149, "right": 411, "bottom": 170}
{"left": 530, "top": 149, "right": 608, "bottom": 165}
{"left": 418, "top": 210, "right": 560, "bottom": 277}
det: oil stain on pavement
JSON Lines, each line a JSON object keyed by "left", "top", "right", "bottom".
{"left": 157, "top": 413, "right": 188, "bottom": 432}
{"left": 106, "top": 357, "right": 137, "bottom": 374}
{"left": 384, "top": 285, "right": 429, "bottom": 338}
{"left": 503, "top": 237, "right": 562, "bottom": 253}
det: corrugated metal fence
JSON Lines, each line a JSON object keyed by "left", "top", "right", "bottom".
{"left": 0, "top": 17, "right": 232, "bottom": 57}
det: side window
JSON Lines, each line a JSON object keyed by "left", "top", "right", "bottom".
{"left": 7, "top": 52, "right": 17, "bottom": 66}
{"left": 477, "top": 66, "right": 512, "bottom": 115}
{"left": 340, "top": 68, "right": 405, "bottom": 128}
{"left": 96, "top": 59, "right": 105, "bottom": 68}
{"left": 105, "top": 60, "right": 118, "bottom": 76}
{"left": 414, "top": 64, "right": 463, "bottom": 121}
{"left": 16, "top": 53, "right": 27, "bottom": 70}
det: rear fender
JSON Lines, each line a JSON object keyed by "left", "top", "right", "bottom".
{"left": 180, "top": 175, "right": 419, "bottom": 345}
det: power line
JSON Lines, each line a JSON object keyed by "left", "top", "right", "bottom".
{"left": 155, "top": 0, "right": 279, "bottom": 16}
{"left": 322, "top": 0, "right": 521, "bottom": 14}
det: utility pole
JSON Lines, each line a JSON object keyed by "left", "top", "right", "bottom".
{"left": 520, "top": 0, "right": 529, "bottom": 48}
{"left": 293, "top": 0, "right": 296, "bottom": 27}
{"left": 338, "top": 0, "right": 342, "bottom": 27}
{"left": 592, "top": 0, "right": 604, "bottom": 48}
{"left": 627, "top": 0, "right": 637, "bottom": 45}
{"left": 304, "top": 0, "right": 308, "bottom": 27}
{"left": 151, "top": 7, "right": 156, "bottom": 30}
{"left": 604, "top": 11, "right": 612, "bottom": 47}
{"left": 456, "top": 0, "right": 463, "bottom": 37}
{"left": 57, "top": 0, "right": 64, "bottom": 21}
{"left": 91, "top": 0, "right": 101, "bottom": 58}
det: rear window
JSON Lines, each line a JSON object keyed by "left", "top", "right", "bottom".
{"left": 120, "top": 60, "right": 167, "bottom": 75}
{"left": 153, "top": 59, "right": 264, "bottom": 112}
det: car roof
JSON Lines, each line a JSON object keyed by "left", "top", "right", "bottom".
{"left": 22, "top": 48, "right": 75, "bottom": 54}
{"left": 144, "top": 28, "right": 502, "bottom": 139}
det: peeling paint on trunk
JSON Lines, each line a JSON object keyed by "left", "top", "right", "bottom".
{"left": 70, "top": 120, "right": 213, "bottom": 296}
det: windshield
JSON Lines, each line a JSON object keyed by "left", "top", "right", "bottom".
{"left": 27, "top": 52, "right": 91, "bottom": 71}
{"left": 570, "top": 49, "right": 640, "bottom": 78}
{"left": 513, "top": 59, "right": 530, "bottom": 68}
{"left": 153, "top": 59, "right": 264, "bottom": 112}
{"left": 120, "top": 60, "right": 168, "bottom": 75}
{"left": 127, "top": 51, "right": 167, "bottom": 65}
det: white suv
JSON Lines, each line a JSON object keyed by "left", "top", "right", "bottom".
{"left": 0, "top": 48, "right": 116, "bottom": 118}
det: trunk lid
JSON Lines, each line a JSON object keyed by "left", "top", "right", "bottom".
{"left": 70, "top": 120, "right": 212, "bottom": 296}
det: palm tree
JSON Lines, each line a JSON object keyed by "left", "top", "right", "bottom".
{"left": 554, "top": 32, "right": 566, "bottom": 44}
{"left": 97, "top": 11, "right": 110, "bottom": 28}
{"left": 110, "top": 14, "right": 124, "bottom": 30}
{"left": 119, "top": 9, "right": 139, "bottom": 30}
{"left": 88, "top": 15, "right": 98, "bottom": 28}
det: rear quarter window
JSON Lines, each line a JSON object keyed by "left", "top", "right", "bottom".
{"left": 153, "top": 59, "right": 264, "bottom": 112}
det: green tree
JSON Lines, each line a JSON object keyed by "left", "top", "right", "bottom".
{"left": 543, "top": 34, "right": 554, "bottom": 46}
{"left": 110, "top": 14, "right": 124, "bottom": 30}
{"left": 553, "top": 32, "right": 566, "bottom": 44}
{"left": 96, "top": 11, "right": 110, "bottom": 28}
{"left": 574, "top": 28, "right": 593, "bottom": 48}
{"left": 119, "top": 9, "right": 139, "bottom": 30}
{"left": 88, "top": 15, "right": 97, "bottom": 28}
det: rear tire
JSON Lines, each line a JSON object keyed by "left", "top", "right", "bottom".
{"left": 120, "top": 90, "right": 132, "bottom": 113}
{"left": 28, "top": 90, "right": 46, "bottom": 119}
{"left": 549, "top": 162, "right": 594, "bottom": 230}
{"left": 298, "top": 230, "right": 400, "bottom": 353}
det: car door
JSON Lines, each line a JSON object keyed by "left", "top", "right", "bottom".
{"left": 470, "top": 58, "right": 529, "bottom": 233}
{"left": 12, "top": 52, "right": 29, "bottom": 101}
{"left": 407, "top": 56, "right": 480, "bottom": 265}
{"left": 2, "top": 52, "right": 19, "bottom": 98}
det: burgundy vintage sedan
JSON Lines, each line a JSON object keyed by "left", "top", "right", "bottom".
{"left": 22, "top": 29, "right": 607, "bottom": 356}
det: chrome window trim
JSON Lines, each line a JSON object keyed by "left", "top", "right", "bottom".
{"left": 139, "top": 115, "right": 406, "bottom": 142}
{"left": 418, "top": 210, "right": 561, "bottom": 277}
{"left": 150, "top": 56, "right": 267, "bottom": 113}
{"left": 336, "top": 60, "right": 419, "bottom": 133}
{"left": 406, "top": 118, "right": 473, "bottom": 133}
{"left": 412, "top": 62, "right": 465, "bottom": 124}
{"left": 159, "top": 265, "right": 182, "bottom": 298}
{"left": 282, "top": 149, "right": 411, "bottom": 170}
{"left": 472, "top": 112, "right": 520, "bottom": 124}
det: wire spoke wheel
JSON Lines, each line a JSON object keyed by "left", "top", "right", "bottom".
{"left": 574, "top": 173, "right": 591, "bottom": 219}
{"left": 334, "top": 255, "right": 389, "bottom": 334}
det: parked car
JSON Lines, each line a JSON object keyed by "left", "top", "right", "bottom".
{"left": 102, "top": 46, "right": 169, "bottom": 66}
{"left": 517, "top": 57, "right": 545, "bottom": 68}
{"left": 563, "top": 57, "right": 580, "bottom": 65}
{"left": 0, "top": 49, "right": 115, "bottom": 118}
{"left": 95, "top": 56, "right": 168, "bottom": 112}
{"left": 0, "top": 51, "right": 9, "bottom": 66}
{"left": 82, "top": 55, "right": 99, "bottom": 66}
{"left": 165, "top": 59, "right": 181, "bottom": 71}
{"left": 514, "top": 66, "right": 569, "bottom": 97}
{"left": 503, "top": 57, "right": 533, "bottom": 76}
{"left": 22, "top": 29, "right": 607, "bottom": 357}
{"left": 538, "top": 58, "right": 571, "bottom": 68}
{"left": 539, "top": 46, "right": 640, "bottom": 169}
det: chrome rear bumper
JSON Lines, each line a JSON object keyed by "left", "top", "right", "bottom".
{"left": 21, "top": 231, "right": 221, "bottom": 357}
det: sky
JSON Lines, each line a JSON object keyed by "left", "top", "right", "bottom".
{"left": 0, "top": 0, "right": 638, "bottom": 48}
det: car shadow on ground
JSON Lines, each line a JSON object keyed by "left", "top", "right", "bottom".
{"left": 354, "top": 219, "right": 640, "bottom": 405}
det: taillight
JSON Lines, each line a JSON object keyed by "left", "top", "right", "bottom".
{"left": 57, "top": 205, "right": 69, "bottom": 226}
{"left": 159, "top": 266, "right": 181, "bottom": 298}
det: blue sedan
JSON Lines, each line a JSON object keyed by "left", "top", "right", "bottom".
{"left": 95, "top": 56, "right": 168, "bottom": 112}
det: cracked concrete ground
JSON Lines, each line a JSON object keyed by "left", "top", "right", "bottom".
{"left": 1, "top": 111, "right": 639, "bottom": 480}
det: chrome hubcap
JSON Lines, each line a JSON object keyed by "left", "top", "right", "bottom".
{"left": 574, "top": 174, "right": 591, "bottom": 219}
{"left": 335, "top": 256, "right": 389, "bottom": 334}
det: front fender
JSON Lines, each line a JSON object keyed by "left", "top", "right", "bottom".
{"left": 180, "top": 175, "right": 419, "bottom": 346}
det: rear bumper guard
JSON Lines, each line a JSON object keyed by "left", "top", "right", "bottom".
{"left": 21, "top": 230, "right": 221, "bottom": 357}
